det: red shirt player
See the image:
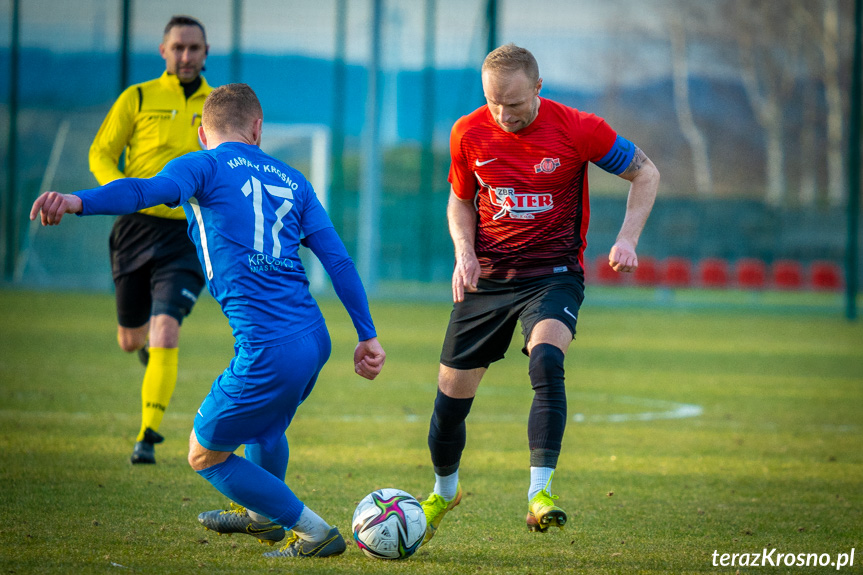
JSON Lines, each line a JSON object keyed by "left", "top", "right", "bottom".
{"left": 418, "top": 44, "right": 660, "bottom": 545}
{"left": 450, "top": 94, "right": 624, "bottom": 279}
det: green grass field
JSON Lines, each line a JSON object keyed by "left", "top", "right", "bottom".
{"left": 1, "top": 289, "right": 861, "bottom": 574}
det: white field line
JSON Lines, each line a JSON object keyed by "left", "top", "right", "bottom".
{"left": 571, "top": 395, "right": 704, "bottom": 423}
{"left": 1, "top": 394, "right": 704, "bottom": 425}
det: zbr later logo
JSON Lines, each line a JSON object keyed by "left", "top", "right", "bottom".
{"left": 474, "top": 173, "right": 553, "bottom": 221}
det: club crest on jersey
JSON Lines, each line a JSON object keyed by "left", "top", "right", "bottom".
{"left": 534, "top": 157, "right": 561, "bottom": 174}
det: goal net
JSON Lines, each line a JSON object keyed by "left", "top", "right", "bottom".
{"left": 16, "top": 121, "right": 331, "bottom": 293}
{"left": 260, "top": 123, "right": 331, "bottom": 292}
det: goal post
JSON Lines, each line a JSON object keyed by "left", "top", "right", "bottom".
{"left": 15, "top": 121, "right": 333, "bottom": 293}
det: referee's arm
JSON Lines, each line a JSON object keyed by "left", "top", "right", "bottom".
{"left": 89, "top": 87, "right": 138, "bottom": 185}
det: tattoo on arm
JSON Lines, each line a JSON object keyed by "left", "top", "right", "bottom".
{"left": 621, "top": 147, "right": 647, "bottom": 180}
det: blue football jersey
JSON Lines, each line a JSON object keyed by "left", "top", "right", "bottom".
{"left": 156, "top": 142, "right": 333, "bottom": 346}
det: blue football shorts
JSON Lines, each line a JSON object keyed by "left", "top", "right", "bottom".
{"left": 193, "top": 322, "right": 332, "bottom": 452}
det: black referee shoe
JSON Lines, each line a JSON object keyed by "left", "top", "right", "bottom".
{"left": 137, "top": 344, "right": 149, "bottom": 367}
{"left": 131, "top": 428, "right": 164, "bottom": 464}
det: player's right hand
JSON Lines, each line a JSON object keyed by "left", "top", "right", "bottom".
{"left": 29, "top": 192, "right": 82, "bottom": 226}
{"left": 452, "top": 253, "right": 480, "bottom": 303}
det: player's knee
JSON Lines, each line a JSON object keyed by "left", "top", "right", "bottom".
{"left": 149, "top": 313, "right": 182, "bottom": 348}
{"left": 188, "top": 450, "right": 203, "bottom": 471}
{"left": 528, "top": 343, "right": 565, "bottom": 390}
{"left": 188, "top": 452, "right": 221, "bottom": 472}
{"left": 189, "top": 450, "right": 231, "bottom": 471}
{"left": 188, "top": 449, "right": 223, "bottom": 472}
{"left": 117, "top": 330, "right": 146, "bottom": 353}
{"left": 431, "top": 388, "right": 474, "bottom": 430}
{"left": 187, "top": 430, "right": 223, "bottom": 471}
{"left": 188, "top": 431, "right": 203, "bottom": 470}
{"left": 117, "top": 340, "right": 138, "bottom": 353}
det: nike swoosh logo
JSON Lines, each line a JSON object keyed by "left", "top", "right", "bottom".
{"left": 563, "top": 307, "right": 577, "bottom": 320}
{"left": 475, "top": 158, "right": 497, "bottom": 166}
{"left": 246, "top": 523, "right": 283, "bottom": 534}
{"left": 298, "top": 533, "right": 339, "bottom": 557}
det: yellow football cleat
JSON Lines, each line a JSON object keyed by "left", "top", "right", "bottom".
{"left": 526, "top": 485, "right": 567, "bottom": 532}
{"left": 419, "top": 484, "right": 462, "bottom": 545}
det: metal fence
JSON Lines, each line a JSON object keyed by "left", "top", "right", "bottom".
{"left": 1, "top": 0, "right": 860, "bottom": 303}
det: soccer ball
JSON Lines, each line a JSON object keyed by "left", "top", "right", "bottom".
{"left": 351, "top": 488, "right": 426, "bottom": 560}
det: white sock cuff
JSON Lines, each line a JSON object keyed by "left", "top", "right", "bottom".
{"left": 247, "top": 509, "right": 269, "bottom": 522}
{"left": 292, "top": 506, "right": 330, "bottom": 541}
{"left": 529, "top": 466, "right": 555, "bottom": 500}
{"left": 434, "top": 470, "right": 460, "bottom": 501}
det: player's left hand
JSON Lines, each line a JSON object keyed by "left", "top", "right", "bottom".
{"left": 609, "top": 239, "right": 638, "bottom": 273}
{"left": 354, "top": 337, "right": 386, "bottom": 380}
{"left": 29, "top": 192, "right": 83, "bottom": 226}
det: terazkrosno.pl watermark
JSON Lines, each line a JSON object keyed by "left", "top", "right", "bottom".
{"left": 712, "top": 548, "right": 855, "bottom": 570}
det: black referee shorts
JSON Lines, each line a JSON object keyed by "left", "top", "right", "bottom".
{"left": 440, "top": 271, "right": 585, "bottom": 370}
{"left": 109, "top": 213, "right": 205, "bottom": 329}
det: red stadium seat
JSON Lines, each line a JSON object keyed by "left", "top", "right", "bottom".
{"left": 660, "top": 257, "right": 692, "bottom": 287}
{"left": 735, "top": 258, "right": 767, "bottom": 289}
{"left": 580, "top": 256, "right": 592, "bottom": 278}
{"left": 771, "top": 260, "right": 803, "bottom": 290}
{"left": 633, "top": 256, "right": 659, "bottom": 286}
{"left": 697, "top": 258, "right": 730, "bottom": 288}
{"left": 810, "top": 261, "right": 843, "bottom": 291}
{"left": 593, "top": 254, "right": 623, "bottom": 284}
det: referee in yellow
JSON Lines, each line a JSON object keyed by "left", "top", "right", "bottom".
{"left": 89, "top": 15, "right": 213, "bottom": 464}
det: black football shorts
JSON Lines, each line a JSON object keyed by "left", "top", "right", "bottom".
{"left": 110, "top": 213, "right": 205, "bottom": 328}
{"left": 440, "top": 271, "right": 585, "bottom": 370}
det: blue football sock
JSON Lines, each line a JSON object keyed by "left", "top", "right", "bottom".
{"left": 244, "top": 436, "right": 289, "bottom": 480}
{"left": 197, "top": 453, "right": 304, "bottom": 528}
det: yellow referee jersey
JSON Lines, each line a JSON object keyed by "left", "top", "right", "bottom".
{"left": 89, "top": 71, "right": 213, "bottom": 219}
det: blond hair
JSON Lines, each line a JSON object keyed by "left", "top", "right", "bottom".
{"left": 482, "top": 44, "right": 539, "bottom": 83}
{"left": 202, "top": 83, "right": 263, "bottom": 135}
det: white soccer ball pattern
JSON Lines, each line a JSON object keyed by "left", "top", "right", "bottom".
{"left": 351, "top": 488, "right": 426, "bottom": 559}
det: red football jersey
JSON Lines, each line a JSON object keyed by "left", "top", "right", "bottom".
{"left": 448, "top": 97, "right": 618, "bottom": 279}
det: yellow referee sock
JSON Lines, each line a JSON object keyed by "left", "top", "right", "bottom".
{"left": 136, "top": 347, "right": 178, "bottom": 442}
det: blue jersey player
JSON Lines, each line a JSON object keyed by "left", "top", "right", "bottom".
{"left": 30, "top": 83, "right": 386, "bottom": 559}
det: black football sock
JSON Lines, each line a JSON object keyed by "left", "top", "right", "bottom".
{"left": 428, "top": 388, "right": 474, "bottom": 476}
{"left": 527, "top": 343, "right": 566, "bottom": 465}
